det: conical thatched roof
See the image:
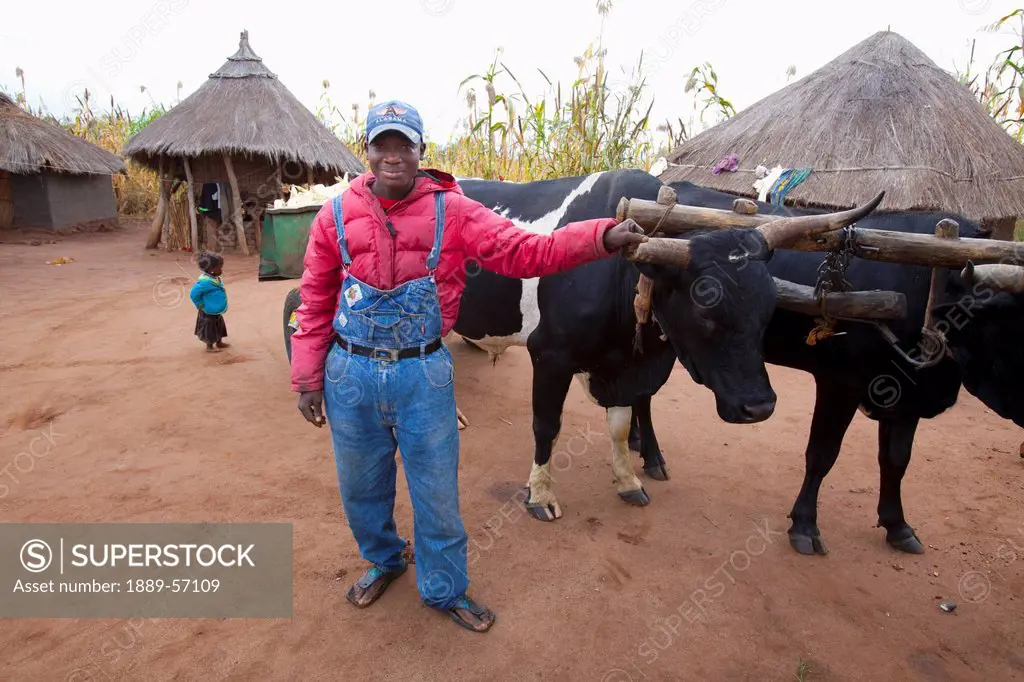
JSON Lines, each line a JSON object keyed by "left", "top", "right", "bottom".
{"left": 0, "top": 93, "right": 125, "bottom": 176}
{"left": 122, "top": 30, "right": 364, "bottom": 176}
{"left": 659, "top": 30, "right": 1024, "bottom": 224}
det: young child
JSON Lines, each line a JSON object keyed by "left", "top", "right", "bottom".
{"left": 190, "top": 252, "right": 230, "bottom": 352}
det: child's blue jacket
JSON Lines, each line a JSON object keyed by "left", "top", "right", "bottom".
{"left": 190, "top": 273, "right": 228, "bottom": 315}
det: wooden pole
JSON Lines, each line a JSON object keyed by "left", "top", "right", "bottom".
{"left": 773, "top": 278, "right": 907, "bottom": 320}
{"left": 183, "top": 156, "right": 199, "bottom": 252}
{"left": 634, "top": 227, "right": 1024, "bottom": 268}
{"left": 215, "top": 181, "right": 231, "bottom": 251}
{"left": 161, "top": 157, "right": 173, "bottom": 251}
{"left": 786, "top": 226, "right": 1024, "bottom": 268}
{"left": 923, "top": 219, "right": 959, "bottom": 331}
{"left": 146, "top": 155, "right": 167, "bottom": 249}
{"left": 617, "top": 195, "right": 771, "bottom": 232}
{"left": 627, "top": 238, "right": 693, "bottom": 266}
{"left": 223, "top": 153, "right": 250, "bottom": 256}
{"left": 620, "top": 195, "right": 1024, "bottom": 267}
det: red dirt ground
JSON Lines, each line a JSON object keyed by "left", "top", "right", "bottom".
{"left": 1, "top": 219, "right": 1022, "bottom": 682}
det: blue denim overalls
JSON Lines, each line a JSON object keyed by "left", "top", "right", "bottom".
{"left": 322, "top": 191, "right": 468, "bottom": 611}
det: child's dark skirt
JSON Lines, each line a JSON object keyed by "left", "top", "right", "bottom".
{"left": 195, "top": 310, "right": 228, "bottom": 345}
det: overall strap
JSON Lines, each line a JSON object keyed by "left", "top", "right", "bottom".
{"left": 332, "top": 194, "right": 352, "bottom": 268}
{"left": 425, "top": 191, "right": 447, "bottom": 273}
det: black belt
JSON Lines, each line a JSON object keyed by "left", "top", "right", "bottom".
{"left": 334, "top": 335, "right": 442, "bottom": 361}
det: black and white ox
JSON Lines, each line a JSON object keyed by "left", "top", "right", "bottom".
{"left": 669, "top": 180, "right": 1024, "bottom": 556}
{"left": 450, "top": 169, "right": 883, "bottom": 521}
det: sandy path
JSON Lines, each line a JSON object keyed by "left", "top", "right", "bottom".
{"left": 0, "top": 220, "right": 1022, "bottom": 682}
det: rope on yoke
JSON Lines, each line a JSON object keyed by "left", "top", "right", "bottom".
{"left": 633, "top": 274, "right": 655, "bottom": 355}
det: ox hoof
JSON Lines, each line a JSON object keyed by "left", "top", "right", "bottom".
{"left": 524, "top": 486, "right": 562, "bottom": 522}
{"left": 618, "top": 487, "right": 651, "bottom": 507}
{"left": 886, "top": 530, "right": 925, "bottom": 554}
{"left": 643, "top": 463, "right": 670, "bottom": 481}
{"left": 789, "top": 533, "right": 828, "bottom": 556}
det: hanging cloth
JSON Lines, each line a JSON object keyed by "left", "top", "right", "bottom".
{"left": 711, "top": 153, "right": 739, "bottom": 175}
{"left": 754, "top": 165, "right": 785, "bottom": 202}
{"left": 769, "top": 168, "right": 812, "bottom": 206}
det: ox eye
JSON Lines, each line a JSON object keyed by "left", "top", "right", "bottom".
{"left": 694, "top": 314, "right": 717, "bottom": 335}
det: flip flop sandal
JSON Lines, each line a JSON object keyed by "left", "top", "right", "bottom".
{"left": 442, "top": 596, "right": 496, "bottom": 633}
{"left": 345, "top": 564, "right": 406, "bottom": 608}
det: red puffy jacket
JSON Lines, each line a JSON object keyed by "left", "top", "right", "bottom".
{"left": 289, "top": 169, "right": 619, "bottom": 393}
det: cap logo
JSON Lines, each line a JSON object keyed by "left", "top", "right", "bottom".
{"left": 374, "top": 104, "right": 408, "bottom": 117}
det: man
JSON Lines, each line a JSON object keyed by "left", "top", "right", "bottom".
{"left": 290, "top": 100, "right": 647, "bottom": 633}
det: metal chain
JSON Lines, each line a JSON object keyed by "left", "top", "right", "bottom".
{"left": 813, "top": 225, "right": 858, "bottom": 298}
{"left": 802, "top": 223, "right": 950, "bottom": 368}
{"left": 805, "top": 225, "right": 860, "bottom": 346}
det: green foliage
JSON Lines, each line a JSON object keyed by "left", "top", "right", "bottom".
{"left": 425, "top": 42, "right": 658, "bottom": 181}
{"left": 955, "top": 8, "right": 1024, "bottom": 141}
{"left": 685, "top": 62, "right": 737, "bottom": 125}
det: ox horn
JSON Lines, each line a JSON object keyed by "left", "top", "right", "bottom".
{"left": 755, "top": 191, "right": 886, "bottom": 250}
{"left": 961, "top": 262, "right": 1024, "bottom": 293}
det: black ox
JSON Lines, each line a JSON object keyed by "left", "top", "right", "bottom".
{"left": 668, "top": 180, "right": 1024, "bottom": 556}
{"left": 450, "top": 169, "right": 881, "bottom": 521}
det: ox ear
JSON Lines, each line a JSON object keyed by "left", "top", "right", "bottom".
{"left": 735, "top": 229, "right": 774, "bottom": 263}
{"left": 723, "top": 230, "right": 774, "bottom": 266}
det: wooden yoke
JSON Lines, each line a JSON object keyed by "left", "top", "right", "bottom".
{"left": 628, "top": 186, "right": 680, "bottom": 354}
{"left": 622, "top": 188, "right": 907, "bottom": 349}
{"left": 619, "top": 194, "right": 1024, "bottom": 268}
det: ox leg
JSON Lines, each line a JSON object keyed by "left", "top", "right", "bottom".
{"left": 608, "top": 406, "right": 650, "bottom": 506}
{"left": 524, "top": 359, "right": 573, "bottom": 523}
{"left": 633, "top": 395, "right": 669, "bottom": 481}
{"left": 877, "top": 417, "right": 924, "bottom": 554}
{"left": 628, "top": 413, "right": 641, "bottom": 453}
{"left": 787, "top": 379, "right": 861, "bottom": 556}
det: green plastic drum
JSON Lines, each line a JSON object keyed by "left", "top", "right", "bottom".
{"left": 258, "top": 204, "right": 322, "bottom": 281}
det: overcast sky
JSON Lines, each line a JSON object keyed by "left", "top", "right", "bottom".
{"left": 2, "top": 0, "right": 1021, "bottom": 149}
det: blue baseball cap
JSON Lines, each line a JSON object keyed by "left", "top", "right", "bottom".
{"left": 366, "top": 100, "right": 424, "bottom": 145}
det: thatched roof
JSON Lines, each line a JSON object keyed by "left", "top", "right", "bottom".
{"left": 0, "top": 93, "right": 125, "bottom": 176}
{"left": 658, "top": 30, "right": 1024, "bottom": 224}
{"left": 122, "top": 30, "right": 364, "bottom": 176}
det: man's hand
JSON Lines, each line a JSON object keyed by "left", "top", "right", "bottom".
{"left": 603, "top": 219, "right": 648, "bottom": 252}
{"left": 298, "top": 390, "right": 325, "bottom": 427}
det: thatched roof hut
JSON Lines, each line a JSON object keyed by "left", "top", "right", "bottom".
{"left": 658, "top": 30, "right": 1024, "bottom": 238}
{"left": 123, "top": 30, "right": 365, "bottom": 253}
{"left": 0, "top": 92, "right": 124, "bottom": 230}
